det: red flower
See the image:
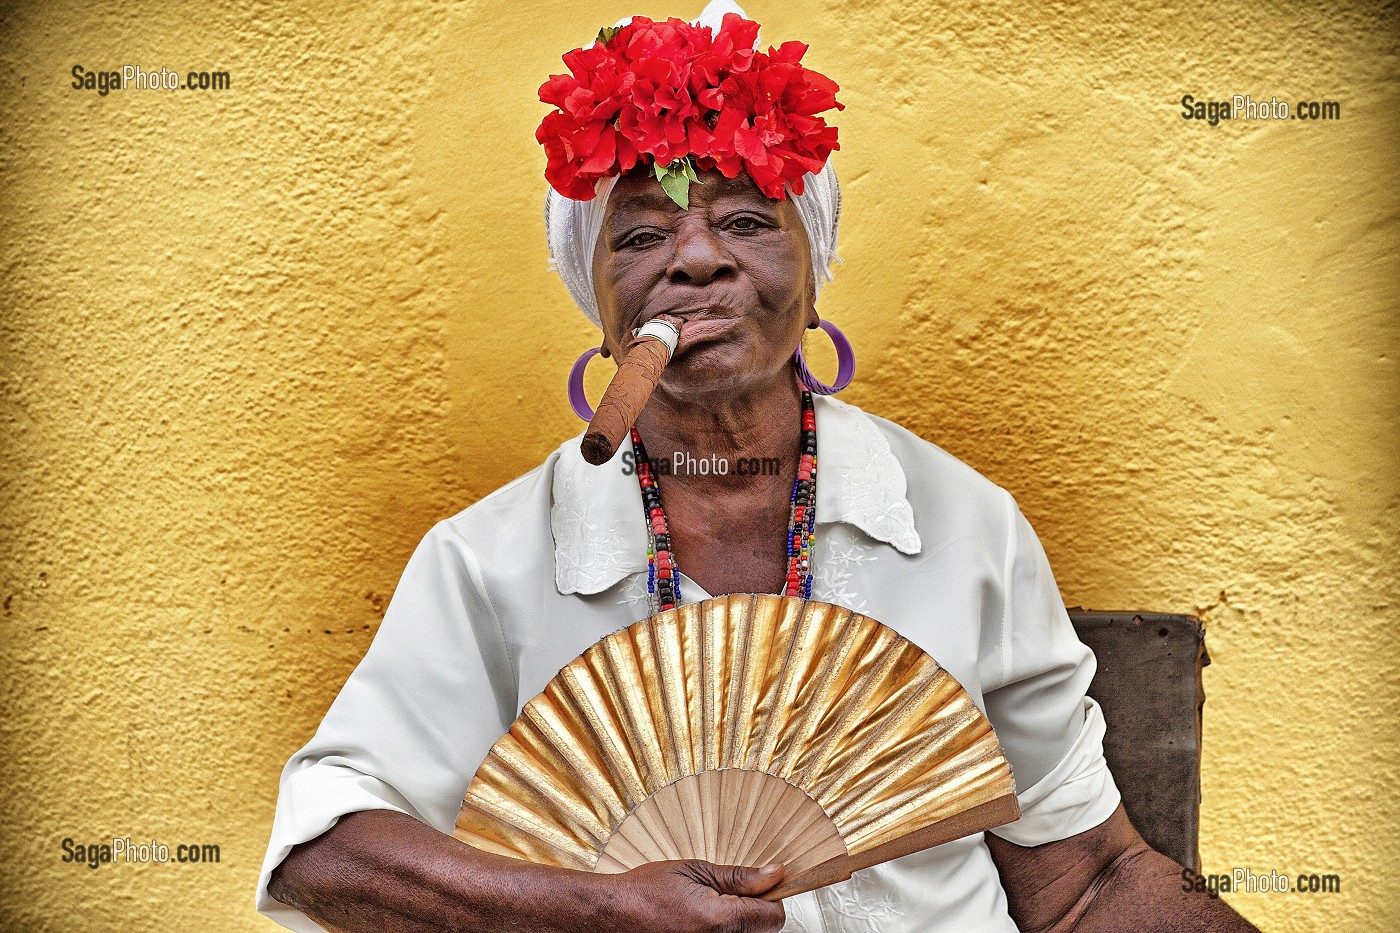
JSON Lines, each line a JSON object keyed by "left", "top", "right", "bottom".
{"left": 537, "top": 13, "right": 842, "bottom": 201}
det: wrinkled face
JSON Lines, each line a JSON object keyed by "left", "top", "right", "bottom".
{"left": 591, "top": 166, "right": 817, "bottom": 398}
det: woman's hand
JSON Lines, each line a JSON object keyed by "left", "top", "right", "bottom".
{"left": 268, "top": 809, "right": 786, "bottom": 933}
{"left": 603, "top": 859, "right": 787, "bottom": 933}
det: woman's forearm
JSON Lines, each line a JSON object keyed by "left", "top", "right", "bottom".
{"left": 267, "top": 808, "right": 786, "bottom": 933}
{"left": 1058, "top": 846, "right": 1259, "bottom": 933}
{"left": 268, "top": 809, "right": 615, "bottom": 933}
{"left": 990, "top": 806, "right": 1260, "bottom": 933}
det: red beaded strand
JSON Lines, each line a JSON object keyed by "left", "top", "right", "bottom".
{"left": 786, "top": 395, "right": 818, "bottom": 598}
{"left": 632, "top": 435, "right": 679, "bottom": 611}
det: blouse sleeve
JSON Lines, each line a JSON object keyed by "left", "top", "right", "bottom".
{"left": 254, "top": 520, "right": 518, "bottom": 933}
{"left": 980, "top": 492, "right": 1122, "bottom": 847}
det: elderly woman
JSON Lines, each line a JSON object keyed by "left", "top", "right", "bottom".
{"left": 257, "top": 5, "right": 1258, "bottom": 932}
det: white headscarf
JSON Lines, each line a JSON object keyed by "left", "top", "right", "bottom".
{"left": 543, "top": 1, "right": 843, "bottom": 328}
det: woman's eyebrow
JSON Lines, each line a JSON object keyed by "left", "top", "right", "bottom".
{"left": 607, "top": 185, "right": 779, "bottom": 229}
{"left": 612, "top": 192, "right": 680, "bottom": 217}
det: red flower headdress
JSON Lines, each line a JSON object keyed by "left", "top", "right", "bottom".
{"left": 536, "top": 12, "right": 843, "bottom": 207}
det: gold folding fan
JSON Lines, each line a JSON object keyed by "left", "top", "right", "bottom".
{"left": 454, "top": 594, "right": 1019, "bottom": 899}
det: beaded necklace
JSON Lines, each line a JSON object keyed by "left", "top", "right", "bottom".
{"left": 632, "top": 391, "right": 817, "bottom": 614}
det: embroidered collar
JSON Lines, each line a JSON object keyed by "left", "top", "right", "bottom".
{"left": 551, "top": 395, "right": 921, "bottom": 596}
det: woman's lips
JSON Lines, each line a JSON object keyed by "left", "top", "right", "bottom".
{"left": 674, "top": 316, "right": 738, "bottom": 353}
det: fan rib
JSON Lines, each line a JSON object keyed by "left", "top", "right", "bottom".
{"left": 812, "top": 660, "right": 945, "bottom": 815}
{"left": 748, "top": 597, "right": 813, "bottom": 774}
{"left": 825, "top": 699, "right": 988, "bottom": 826}
{"left": 697, "top": 768, "right": 721, "bottom": 861}
{"left": 461, "top": 792, "right": 591, "bottom": 865}
{"left": 819, "top": 677, "right": 971, "bottom": 821}
{"left": 771, "top": 605, "right": 858, "bottom": 778}
{"left": 731, "top": 770, "right": 789, "bottom": 864}
{"left": 801, "top": 634, "right": 912, "bottom": 801}
{"left": 723, "top": 768, "right": 763, "bottom": 862}
{"left": 610, "top": 787, "right": 684, "bottom": 865}
{"left": 767, "top": 793, "right": 1021, "bottom": 901}
{"left": 592, "top": 825, "right": 650, "bottom": 870}
{"left": 608, "top": 803, "right": 677, "bottom": 864}
{"left": 678, "top": 768, "right": 707, "bottom": 860}
{"left": 601, "top": 634, "right": 668, "bottom": 795}
{"left": 722, "top": 595, "right": 758, "bottom": 770}
{"left": 722, "top": 762, "right": 744, "bottom": 857}
{"left": 842, "top": 744, "right": 1011, "bottom": 852}
{"left": 559, "top": 660, "right": 647, "bottom": 807}
{"left": 520, "top": 700, "right": 624, "bottom": 832}
{"left": 782, "top": 620, "right": 885, "bottom": 788}
{"left": 488, "top": 736, "right": 610, "bottom": 849}
{"left": 746, "top": 781, "right": 836, "bottom": 869}
{"left": 647, "top": 613, "right": 699, "bottom": 856}
{"left": 700, "top": 606, "right": 720, "bottom": 773}
{"left": 652, "top": 777, "right": 700, "bottom": 858}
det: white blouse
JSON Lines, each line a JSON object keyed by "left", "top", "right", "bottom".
{"left": 256, "top": 394, "right": 1120, "bottom": 933}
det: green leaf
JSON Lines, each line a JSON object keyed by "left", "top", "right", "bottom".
{"left": 596, "top": 25, "right": 620, "bottom": 44}
{"left": 658, "top": 170, "right": 690, "bottom": 210}
{"left": 646, "top": 158, "right": 699, "bottom": 209}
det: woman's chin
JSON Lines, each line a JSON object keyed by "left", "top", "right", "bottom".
{"left": 658, "top": 346, "right": 795, "bottom": 402}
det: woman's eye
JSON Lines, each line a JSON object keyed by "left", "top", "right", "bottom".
{"left": 728, "top": 215, "right": 768, "bottom": 232}
{"left": 623, "top": 230, "right": 662, "bottom": 248}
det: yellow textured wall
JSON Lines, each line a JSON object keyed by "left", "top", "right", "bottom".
{"left": 1, "top": 1, "right": 1395, "bottom": 931}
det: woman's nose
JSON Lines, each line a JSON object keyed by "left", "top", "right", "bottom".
{"left": 665, "top": 220, "right": 736, "bottom": 286}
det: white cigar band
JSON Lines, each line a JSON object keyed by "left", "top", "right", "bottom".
{"left": 634, "top": 318, "right": 681, "bottom": 356}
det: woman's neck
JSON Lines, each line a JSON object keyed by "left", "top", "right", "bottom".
{"left": 633, "top": 373, "right": 804, "bottom": 492}
{"left": 630, "top": 372, "right": 808, "bottom": 597}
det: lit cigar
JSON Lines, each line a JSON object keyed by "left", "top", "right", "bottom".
{"left": 582, "top": 315, "right": 682, "bottom": 465}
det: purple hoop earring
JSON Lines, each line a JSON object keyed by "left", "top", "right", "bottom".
{"left": 794, "top": 319, "right": 855, "bottom": 395}
{"left": 568, "top": 347, "right": 602, "bottom": 420}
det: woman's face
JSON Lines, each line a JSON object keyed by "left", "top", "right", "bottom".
{"left": 591, "top": 166, "right": 817, "bottom": 399}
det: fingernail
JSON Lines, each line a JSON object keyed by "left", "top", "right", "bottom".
{"left": 760, "top": 864, "right": 781, "bottom": 876}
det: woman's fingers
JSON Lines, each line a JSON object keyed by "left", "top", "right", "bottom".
{"left": 618, "top": 859, "right": 787, "bottom": 932}
{"left": 682, "top": 861, "right": 785, "bottom": 898}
